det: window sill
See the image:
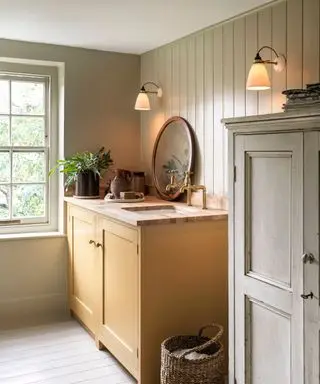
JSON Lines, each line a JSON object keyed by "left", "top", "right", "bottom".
{"left": 0, "top": 232, "right": 66, "bottom": 241}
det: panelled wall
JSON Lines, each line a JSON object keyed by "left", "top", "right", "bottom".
{"left": 140, "top": 0, "right": 320, "bottom": 209}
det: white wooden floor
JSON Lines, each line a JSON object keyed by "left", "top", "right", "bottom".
{"left": 0, "top": 320, "right": 136, "bottom": 384}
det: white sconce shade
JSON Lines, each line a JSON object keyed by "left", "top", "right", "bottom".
{"left": 134, "top": 82, "right": 162, "bottom": 111}
{"left": 135, "top": 91, "right": 150, "bottom": 110}
{"left": 246, "top": 46, "right": 286, "bottom": 91}
{"left": 246, "top": 62, "right": 271, "bottom": 90}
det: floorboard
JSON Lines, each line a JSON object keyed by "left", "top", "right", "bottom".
{"left": 0, "top": 321, "right": 135, "bottom": 384}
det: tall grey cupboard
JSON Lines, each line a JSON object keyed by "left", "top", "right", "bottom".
{"left": 224, "top": 111, "right": 320, "bottom": 384}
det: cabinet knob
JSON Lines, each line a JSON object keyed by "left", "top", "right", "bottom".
{"left": 89, "top": 240, "right": 102, "bottom": 249}
{"left": 301, "top": 292, "right": 314, "bottom": 300}
{"left": 302, "top": 253, "right": 315, "bottom": 264}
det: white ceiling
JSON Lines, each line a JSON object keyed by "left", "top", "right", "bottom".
{"left": 0, "top": 0, "right": 274, "bottom": 54}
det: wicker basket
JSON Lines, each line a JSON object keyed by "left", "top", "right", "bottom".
{"left": 160, "top": 323, "right": 224, "bottom": 384}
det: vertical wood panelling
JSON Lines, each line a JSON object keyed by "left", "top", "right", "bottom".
{"left": 245, "top": 12, "right": 258, "bottom": 116}
{"left": 164, "top": 46, "right": 172, "bottom": 120}
{"left": 172, "top": 44, "right": 180, "bottom": 116}
{"left": 272, "top": 1, "right": 287, "bottom": 112}
{"left": 223, "top": 22, "right": 234, "bottom": 118}
{"left": 303, "top": 0, "right": 319, "bottom": 85}
{"left": 179, "top": 39, "right": 188, "bottom": 120}
{"left": 234, "top": 18, "right": 246, "bottom": 117}
{"left": 222, "top": 22, "right": 234, "bottom": 194}
{"left": 258, "top": 7, "right": 272, "bottom": 114}
{"left": 287, "top": 0, "right": 303, "bottom": 89}
{"left": 154, "top": 48, "right": 165, "bottom": 124}
{"left": 195, "top": 33, "right": 205, "bottom": 183}
{"left": 187, "top": 36, "right": 196, "bottom": 132}
{"left": 140, "top": 0, "right": 320, "bottom": 204}
{"left": 213, "top": 26, "right": 224, "bottom": 196}
{"left": 140, "top": 50, "right": 155, "bottom": 182}
{"left": 140, "top": 54, "right": 148, "bottom": 173}
{"left": 204, "top": 29, "right": 214, "bottom": 193}
{"left": 151, "top": 48, "right": 165, "bottom": 143}
{"left": 157, "top": 46, "right": 167, "bottom": 122}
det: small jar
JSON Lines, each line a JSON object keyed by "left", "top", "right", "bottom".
{"left": 132, "top": 171, "right": 145, "bottom": 194}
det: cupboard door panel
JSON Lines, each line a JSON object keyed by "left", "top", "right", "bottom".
{"left": 99, "top": 223, "right": 139, "bottom": 378}
{"left": 247, "top": 152, "right": 291, "bottom": 287}
{"left": 68, "top": 206, "right": 98, "bottom": 334}
{"left": 249, "top": 299, "right": 290, "bottom": 384}
{"left": 234, "top": 132, "right": 303, "bottom": 384}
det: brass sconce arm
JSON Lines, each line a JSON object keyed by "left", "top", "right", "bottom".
{"left": 140, "top": 81, "right": 162, "bottom": 94}
{"left": 135, "top": 81, "right": 163, "bottom": 110}
{"left": 252, "top": 45, "right": 286, "bottom": 69}
{"left": 255, "top": 45, "right": 279, "bottom": 63}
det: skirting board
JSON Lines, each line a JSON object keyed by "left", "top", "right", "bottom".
{"left": 0, "top": 294, "right": 70, "bottom": 330}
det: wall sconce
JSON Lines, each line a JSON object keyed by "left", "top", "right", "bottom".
{"left": 246, "top": 46, "right": 286, "bottom": 90}
{"left": 135, "top": 81, "right": 163, "bottom": 111}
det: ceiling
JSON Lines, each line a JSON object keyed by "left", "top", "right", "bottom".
{"left": 0, "top": 0, "right": 274, "bottom": 54}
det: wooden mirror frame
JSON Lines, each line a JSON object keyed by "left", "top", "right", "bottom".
{"left": 152, "top": 116, "right": 195, "bottom": 201}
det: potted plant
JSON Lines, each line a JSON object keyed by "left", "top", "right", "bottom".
{"left": 49, "top": 147, "right": 113, "bottom": 198}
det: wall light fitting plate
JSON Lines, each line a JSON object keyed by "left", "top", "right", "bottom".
{"left": 274, "top": 54, "right": 286, "bottom": 72}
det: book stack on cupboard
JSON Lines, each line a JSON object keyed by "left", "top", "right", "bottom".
{"left": 282, "top": 82, "right": 320, "bottom": 112}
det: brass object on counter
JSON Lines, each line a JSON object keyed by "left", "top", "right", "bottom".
{"left": 194, "top": 185, "right": 207, "bottom": 210}
{"left": 166, "top": 171, "right": 207, "bottom": 209}
{"left": 179, "top": 171, "right": 194, "bottom": 206}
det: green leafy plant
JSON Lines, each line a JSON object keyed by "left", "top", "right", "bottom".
{"left": 49, "top": 147, "right": 113, "bottom": 188}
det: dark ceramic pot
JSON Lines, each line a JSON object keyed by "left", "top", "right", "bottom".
{"left": 75, "top": 171, "right": 100, "bottom": 198}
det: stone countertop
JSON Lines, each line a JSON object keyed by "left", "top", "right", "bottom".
{"left": 64, "top": 196, "right": 228, "bottom": 227}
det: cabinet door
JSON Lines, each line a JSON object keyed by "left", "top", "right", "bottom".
{"left": 304, "top": 132, "right": 320, "bottom": 384}
{"left": 68, "top": 206, "right": 99, "bottom": 334}
{"left": 234, "top": 133, "right": 303, "bottom": 384}
{"left": 98, "top": 219, "right": 139, "bottom": 378}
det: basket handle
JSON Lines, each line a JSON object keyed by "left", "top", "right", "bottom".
{"left": 180, "top": 323, "right": 223, "bottom": 358}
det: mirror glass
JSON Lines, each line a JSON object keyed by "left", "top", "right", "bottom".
{"left": 152, "top": 116, "right": 195, "bottom": 200}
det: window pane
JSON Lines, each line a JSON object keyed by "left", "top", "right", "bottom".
{"left": 12, "top": 184, "right": 45, "bottom": 218}
{"left": 0, "top": 152, "right": 10, "bottom": 182}
{"left": 11, "top": 117, "right": 45, "bottom": 146}
{"left": 0, "top": 80, "right": 9, "bottom": 114}
{"left": 12, "top": 152, "right": 45, "bottom": 183}
{"left": 0, "top": 117, "right": 10, "bottom": 146}
{"left": 0, "top": 186, "right": 9, "bottom": 219}
{"left": 11, "top": 81, "right": 45, "bottom": 115}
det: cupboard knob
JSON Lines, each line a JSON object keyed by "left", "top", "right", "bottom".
{"left": 301, "top": 292, "right": 314, "bottom": 300}
{"left": 89, "top": 240, "right": 102, "bottom": 248}
{"left": 302, "top": 253, "right": 315, "bottom": 264}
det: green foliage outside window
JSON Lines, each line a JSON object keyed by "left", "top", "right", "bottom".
{"left": 0, "top": 80, "right": 47, "bottom": 220}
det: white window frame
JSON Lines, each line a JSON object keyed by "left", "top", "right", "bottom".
{"left": 0, "top": 62, "right": 60, "bottom": 235}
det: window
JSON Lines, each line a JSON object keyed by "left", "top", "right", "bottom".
{"left": 0, "top": 63, "right": 60, "bottom": 234}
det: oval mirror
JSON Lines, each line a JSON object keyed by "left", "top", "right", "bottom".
{"left": 152, "top": 116, "right": 195, "bottom": 200}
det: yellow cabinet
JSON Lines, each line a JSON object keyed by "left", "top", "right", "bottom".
{"left": 66, "top": 201, "right": 228, "bottom": 384}
{"left": 67, "top": 205, "right": 100, "bottom": 334}
{"left": 97, "top": 218, "right": 139, "bottom": 378}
